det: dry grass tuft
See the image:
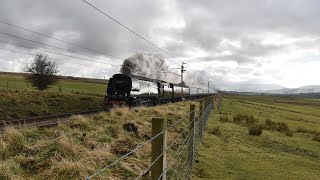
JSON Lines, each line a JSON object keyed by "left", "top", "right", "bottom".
{"left": 58, "top": 134, "right": 79, "bottom": 157}
{"left": 0, "top": 159, "right": 23, "bottom": 180}
{"left": 85, "top": 145, "right": 113, "bottom": 164}
{"left": 111, "top": 139, "right": 136, "bottom": 156}
{"left": 110, "top": 107, "right": 131, "bottom": 117}
{"left": 42, "top": 159, "right": 94, "bottom": 179}
{"left": 3, "top": 126, "right": 26, "bottom": 153}
{"left": 69, "top": 115, "right": 91, "bottom": 130}
{"left": 0, "top": 140, "right": 9, "bottom": 160}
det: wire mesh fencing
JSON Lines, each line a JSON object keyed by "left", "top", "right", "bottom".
{"left": 86, "top": 96, "right": 215, "bottom": 180}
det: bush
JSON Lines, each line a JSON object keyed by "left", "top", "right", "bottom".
{"left": 276, "top": 122, "right": 289, "bottom": 132}
{"left": 296, "top": 127, "right": 318, "bottom": 134}
{"left": 264, "top": 119, "right": 292, "bottom": 136}
{"left": 233, "top": 113, "right": 257, "bottom": 125}
{"left": 210, "top": 126, "right": 221, "bottom": 136}
{"left": 313, "top": 133, "right": 320, "bottom": 142}
{"left": 248, "top": 125, "right": 263, "bottom": 136}
{"left": 265, "top": 118, "right": 277, "bottom": 130}
{"left": 285, "top": 130, "right": 293, "bottom": 137}
{"left": 219, "top": 114, "right": 229, "bottom": 122}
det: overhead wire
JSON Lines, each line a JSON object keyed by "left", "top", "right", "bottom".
{"left": 0, "top": 20, "right": 123, "bottom": 61}
{"left": 0, "top": 31, "right": 120, "bottom": 65}
{"left": 81, "top": 0, "right": 182, "bottom": 63}
{"left": 0, "top": 46, "right": 109, "bottom": 69}
{"left": 0, "top": 39, "right": 118, "bottom": 66}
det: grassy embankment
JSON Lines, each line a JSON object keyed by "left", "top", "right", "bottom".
{"left": 0, "top": 73, "right": 107, "bottom": 119}
{"left": 0, "top": 101, "right": 202, "bottom": 179}
{"left": 193, "top": 95, "right": 320, "bottom": 179}
{"left": 0, "top": 74, "right": 107, "bottom": 95}
{"left": 0, "top": 89, "right": 104, "bottom": 119}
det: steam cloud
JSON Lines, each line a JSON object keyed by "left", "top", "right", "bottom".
{"left": 120, "top": 53, "right": 170, "bottom": 80}
{"left": 120, "top": 53, "right": 209, "bottom": 89}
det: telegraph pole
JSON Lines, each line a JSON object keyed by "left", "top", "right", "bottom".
{"left": 181, "top": 61, "right": 186, "bottom": 93}
{"left": 208, "top": 81, "right": 210, "bottom": 94}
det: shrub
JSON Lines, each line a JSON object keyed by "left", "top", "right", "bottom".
{"left": 248, "top": 125, "right": 263, "bottom": 136}
{"left": 276, "top": 122, "right": 289, "bottom": 132}
{"left": 296, "top": 127, "right": 318, "bottom": 134}
{"left": 285, "top": 130, "right": 293, "bottom": 137}
{"left": 210, "top": 126, "right": 221, "bottom": 136}
{"left": 264, "top": 119, "right": 292, "bottom": 136}
{"left": 313, "top": 133, "right": 320, "bottom": 142}
{"left": 233, "top": 113, "right": 257, "bottom": 125}
{"left": 265, "top": 118, "right": 277, "bottom": 130}
{"left": 219, "top": 114, "right": 229, "bottom": 122}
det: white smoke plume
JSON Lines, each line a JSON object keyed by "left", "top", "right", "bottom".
{"left": 120, "top": 53, "right": 212, "bottom": 91}
{"left": 120, "top": 53, "right": 170, "bottom": 80}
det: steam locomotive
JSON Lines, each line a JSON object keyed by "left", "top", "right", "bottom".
{"left": 104, "top": 73, "right": 214, "bottom": 107}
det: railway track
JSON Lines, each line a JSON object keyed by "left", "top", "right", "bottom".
{"left": 0, "top": 109, "right": 104, "bottom": 131}
{"left": 0, "top": 95, "right": 217, "bottom": 132}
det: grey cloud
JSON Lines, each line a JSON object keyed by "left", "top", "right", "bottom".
{"left": 1, "top": 0, "right": 320, "bottom": 90}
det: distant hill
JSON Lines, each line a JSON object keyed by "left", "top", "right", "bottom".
{"left": 264, "top": 85, "right": 320, "bottom": 94}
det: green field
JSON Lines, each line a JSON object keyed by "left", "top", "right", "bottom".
{"left": 0, "top": 89, "right": 104, "bottom": 119}
{"left": 193, "top": 95, "right": 320, "bottom": 179}
{"left": 0, "top": 74, "right": 107, "bottom": 95}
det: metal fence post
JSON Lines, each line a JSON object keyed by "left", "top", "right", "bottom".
{"left": 151, "top": 118, "right": 167, "bottom": 180}
{"left": 188, "top": 104, "right": 196, "bottom": 169}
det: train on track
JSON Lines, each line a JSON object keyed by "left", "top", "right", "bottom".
{"left": 104, "top": 73, "right": 215, "bottom": 107}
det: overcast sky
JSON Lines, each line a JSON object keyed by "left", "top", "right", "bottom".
{"left": 0, "top": 0, "right": 320, "bottom": 91}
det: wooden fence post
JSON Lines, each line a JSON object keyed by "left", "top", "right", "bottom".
{"left": 6, "top": 81, "right": 9, "bottom": 89}
{"left": 189, "top": 104, "right": 196, "bottom": 168}
{"left": 199, "top": 100, "right": 204, "bottom": 118}
{"left": 151, "top": 118, "right": 167, "bottom": 180}
{"left": 198, "top": 100, "right": 204, "bottom": 139}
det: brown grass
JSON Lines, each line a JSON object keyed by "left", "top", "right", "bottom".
{"left": 3, "top": 126, "right": 26, "bottom": 153}
{"left": 0, "top": 159, "right": 23, "bottom": 180}
{"left": 0, "top": 100, "right": 204, "bottom": 179}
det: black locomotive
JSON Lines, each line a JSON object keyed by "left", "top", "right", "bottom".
{"left": 104, "top": 73, "right": 214, "bottom": 106}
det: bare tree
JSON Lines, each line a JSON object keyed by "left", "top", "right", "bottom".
{"left": 24, "top": 53, "right": 59, "bottom": 91}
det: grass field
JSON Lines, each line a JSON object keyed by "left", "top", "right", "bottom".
{"left": 193, "top": 95, "right": 320, "bottom": 179}
{"left": 0, "top": 74, "right": 107, "bottom": 95}
{"left": 0, "top": 89, "right": 104, "bottom": 119}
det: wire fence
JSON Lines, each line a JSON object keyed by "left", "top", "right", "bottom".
{"left": 86, "top": 96, "right": 215, "bottom": 180}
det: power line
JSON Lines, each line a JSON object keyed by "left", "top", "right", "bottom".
{"left": 0, "top": 40, "right": 118, "bottom": 65}
{"left": 81, "top": 0, "right": 182, "bottom": 62}
{"left": 0, "top": 46, "right": 110, "bottom": 69}
{"left": 0, "top": 31, "right": 118, "bottom": 64}
{"left": 0, "top": 20, "right": 123, "bottom": 60}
